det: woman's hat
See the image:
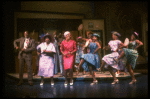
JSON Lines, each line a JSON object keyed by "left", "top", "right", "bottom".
{"left": 111, "top": 31, "right": 121, "bottom": 37}
{"left": 92, "top": 33, "right": 100, "bottom": 40}
{"left": 92, "top": 33, "right": 100, "bottom": 38}
{"left": 41, "top": 33, "right": 54, "bottom": 43}
{"left": 133, "top": 32, "right": 139, "bottom": 39}
{"left": 77, "top": 36, "right": 82, "bottom": 40}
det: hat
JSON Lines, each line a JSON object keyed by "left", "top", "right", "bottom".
{"left": 77, "top": 36, "right": 82, "bottom": 40}
{"left": 41, "top": 33, "right": 54, "bottom": 43}
{"left": 92, "top": 33, "right": 100, "bottom": 38}
{"left": 64, "top": 31, "right": 70, "bottom": 37}
{"left": 92, "top": 33, "right": 100, "bottom": 40}
{"left": 111, "top": 31, "right": 121, "bottom": 37}
{"left": 132, "top": 32, "right": 139, "bottom": 39}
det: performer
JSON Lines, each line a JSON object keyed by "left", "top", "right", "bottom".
{"left": 98, "top": 31, "right": 126, "bottom": 84}
{"left": 75, "top": 36, "right": 85, "bottom": 75}
{"left": 53, "top": 31, "right": 59, "bottom": 75}
{"left": 115, "top": 48, "right": 128, "bottom": 76}
{"left": 75, "top": 33, "right": 101, "bottom": 85}
{"left": 114, "top": 32, "right": 143, "bottom": 84}
{"left": 37, "top": 34, "right": 56, "bottom": 86}
{"left": 61, "top": 31, "right": 77, "bottom": 86}
{"left": 57, "top": 33, "right": 65, "bottom": 76}
{"left": 14, "top": 31, "right": 35, "bottom": 86}
{"left": 80, "top": 31, "right": 95, "bottom": 76}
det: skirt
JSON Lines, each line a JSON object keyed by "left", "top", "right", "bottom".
{"left": 102, "top": 52, "right": 120, "bottom": 70}
{"left": 38, "top": 55, "right": 54, "bottom": 77}
{"left": 81, "top": 53, "right": 100, "bottom": 71}
{"left": 122, "top": 48, "right": 138, "bottom": 69}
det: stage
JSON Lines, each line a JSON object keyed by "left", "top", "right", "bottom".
{"left": 7, "top": 71, "right": 141, "bottom": 81}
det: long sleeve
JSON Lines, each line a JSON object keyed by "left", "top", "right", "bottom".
{"left": 73, "top": 41, "right": 77, "bottom": 52}
{"left": 13, "top": 38, "right": 21, "bottom": 48}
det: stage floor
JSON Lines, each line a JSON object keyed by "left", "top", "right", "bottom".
{"left": 7, "top": 71, "right": 141, "bottom": 81}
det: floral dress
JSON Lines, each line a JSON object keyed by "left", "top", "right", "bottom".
{"left": 102, "top": 40, "right": 121, "bottom": 70}
{"left": 122, "top": 40, "right": 138, "bottom": 69}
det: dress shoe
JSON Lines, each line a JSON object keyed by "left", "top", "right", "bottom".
{"left": 70, "top": 80, "right": 73, "bottom": 86}
{"left": 129, "top": 79, "right": 137, "bottom": 84}
{"left": 90, "top": 80, "right": 98, "bottom": 85}
{"left": 111, "top": 79, "right": 119, "bottom": 84}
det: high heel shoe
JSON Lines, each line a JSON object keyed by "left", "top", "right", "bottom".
{"left": 64, "top": 82, "right": 68, "bottom": 86}
{"left": 90, "top": 80, "right": 98, "bottom": 85}
{"left": 51, "top": 81, "right": 54, "bottom": 86}
{"left": 40, "top": 82, "right": 44, "bottom": 86}
{"left": 129, "top": 79, "right": 137, "bottom": 84}
{"left": 111, "top": 79, "right": 119, "bottom": 85}
{"left": 97, "top": 68, "right": 101, "bottom": 72}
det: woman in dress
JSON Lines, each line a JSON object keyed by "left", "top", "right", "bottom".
{"left": 75, "top": 36, "right": 85, "bottom": 75}
{"left": 61, "top": 31, "right": 77, "bottom": 86}
{"left": 37, "top": 34, "right": 56, "bottom": 86}
{"left": 114, "top": 32, "right": 143, "bottom": 84}
{"left": 98, "top": 31, "right": 126, "bottom": 84}
{"left": 75, "top": 33, "right": 101, "bottom": 85}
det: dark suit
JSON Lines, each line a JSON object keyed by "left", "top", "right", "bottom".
{"left": 14, "top": 37, "right": 35, "bottom": 83}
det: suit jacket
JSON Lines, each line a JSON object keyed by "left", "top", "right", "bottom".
{"left": 14, "top": 37, "right": 36, "bottom": 59}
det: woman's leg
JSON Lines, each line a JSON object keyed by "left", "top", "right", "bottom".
{"left": 126, "top": 62, "right": 136, "bottom": 84}
{"left": 64, "top": 70, "right": 68, "bottom": 84}
{"left": 98, "top": 60, "right": 106, "bottom": 72}
{"left": 69, "top": 68, "right": 73, "bottom": 84}
{"left": 89, "top": 66, "right": 96, "bottom": 81}
{"left": 40, "top": 76, "right": 44, "bottom": 85}
{"left": 107, "top": 66, "right": 119, "bottom": 84}
{"left": 51, "top": 76, "right": 54, "bottom": 85}
{"left": 108, "top": 66, "right": 118, "bottom": 80}
{"left": 75, "top": 59, "right": 85, "bottom": 71}
{"left": 114, "top": 50, "right": 125, "bottom": 63}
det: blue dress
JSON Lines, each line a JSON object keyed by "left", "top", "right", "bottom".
{"left": 122, "top": 40, "right": 138, "bottom": 69}
{"left": 75, "top": 42, "right": 84, "bottom": 64}
{"left": 81, "top": 42, "right": 100, "bottom": 71}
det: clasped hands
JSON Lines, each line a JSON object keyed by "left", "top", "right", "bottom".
{"left": 63, "top": 51, "right": 73, "bottom": 56}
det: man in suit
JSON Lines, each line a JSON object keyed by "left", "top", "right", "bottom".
{"left": 14, "top": 31, "right": 35, "bottom": 86}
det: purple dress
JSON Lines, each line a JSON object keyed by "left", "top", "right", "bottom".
{"left": 37, "top": 42, "right": 56, "bottom": 77}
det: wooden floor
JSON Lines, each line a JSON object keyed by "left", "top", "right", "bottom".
{"left": 7, "top": 71, "right": 141, "bottom": 81}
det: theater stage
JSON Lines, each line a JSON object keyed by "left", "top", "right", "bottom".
{"left": 7, "top": 71, "right": 141, "bottom": 81}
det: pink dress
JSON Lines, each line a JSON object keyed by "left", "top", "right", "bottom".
{"left": 61, "top": 40, "right": 77, "bottom": 70}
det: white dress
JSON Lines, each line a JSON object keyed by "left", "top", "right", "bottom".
{"left": 37, "top": 42, "right": 56, "bottom": 77}
{"left": 102, "top": 40, "right": 121, "bottom": 70}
